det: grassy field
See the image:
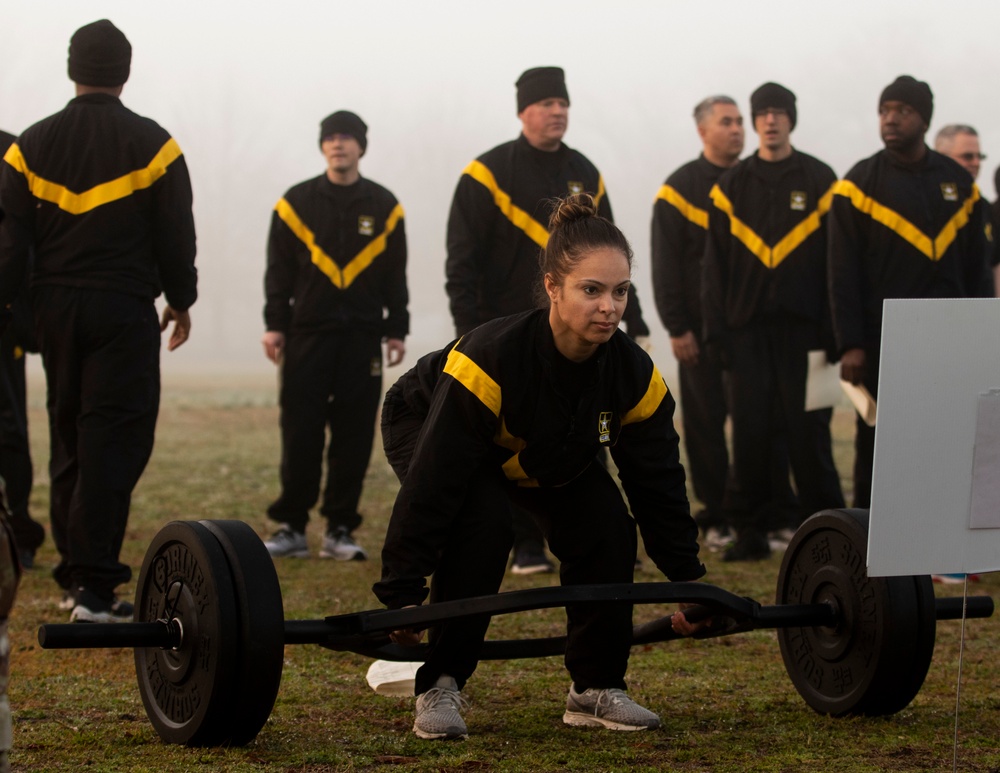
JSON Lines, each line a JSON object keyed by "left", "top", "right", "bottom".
{"left": 7, "top": 373, "right": 1000, "bottom": 772}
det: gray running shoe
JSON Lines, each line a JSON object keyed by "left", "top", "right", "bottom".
{"left": 319, "top": 528, "right": 367, "bottom": 561}
{"left": 563, "top": 685, "right": 661, "bottom": 731}
{"left": 413, "top": 675, "right": 469, "bottom": 740}
{"left": 264, "top": 527, "right": 309, "bottom": 558}
{"left": 70, "top": 589, "right": 134, "bottom": 624}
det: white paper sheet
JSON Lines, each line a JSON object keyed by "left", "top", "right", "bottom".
{"left": 840, "top": 380, "right": 877, "bottom": 427}
{"left": 969, "top": 390, "right": 1000, "bottom": 529}
{"left": 805, "top": 350, "right": 842, "bottom": 411}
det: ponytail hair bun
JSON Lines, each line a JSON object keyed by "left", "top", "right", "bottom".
{"left": 547, "top": 192, "right": 600, "bottom": 232}
{"left": 535, "top": 192, "right": 634, "bottom": 306}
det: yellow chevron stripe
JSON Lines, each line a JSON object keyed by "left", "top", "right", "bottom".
{"left": 835, "top": 178, "right": 981, "bottom": 260}
{"left": 493, "top": 401, "right": 538, "bottom": 485}
{"left": 771, "top": 186, "right": 835, "bottom": 266}
{"left": 443, "top": 347, "right": 502, "bottom": 417}
{"left": 710, "top": 185, "right": 771, "bottom": 265}
{"left": 934, "top": 185, "right": 980, "bottom": 258}
{"left": 595, "top": 175, "right": 606, "bottom": 209}
{"left": 341, "top": 203, "right": 404, "bottom": 286}
{"left": 464, "top": 160, "right": 550, "bottom": 248}
{"left": 274, "top": 199, "right": 404, "bottom": 289}
{"left": 832, "top": 179, "right": 938, "bottom": 258}
{"left": 656, "top": 184, "right": 709, "bottom": 229}
{"left": 710, "top": 183, "right": 833, "bottom": 268}
{"left": 622, "top": 365, "right": 669, "bottom": 426}
{"left": 3, "top": 139, "right": 183, "bottom": 215}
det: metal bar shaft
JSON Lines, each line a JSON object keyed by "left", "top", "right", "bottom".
{"left": 37, "top": 588, "right": 994, "bottom": 651}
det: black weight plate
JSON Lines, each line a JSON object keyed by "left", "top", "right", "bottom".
{"left": 133, "top": 521, "right": 240, "bottom": 744}
{"left": 776, "top": 508, "right": 936, "bottom": 717}
{"left": 199, "top": 520, "right": 284, "bottom": 745}
{"left": 862, "top": 573, "right": 935, "bottom": 716}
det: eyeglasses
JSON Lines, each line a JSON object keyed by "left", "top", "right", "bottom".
{"left": 957, "top": 152, "right": 987, "bottom": 162}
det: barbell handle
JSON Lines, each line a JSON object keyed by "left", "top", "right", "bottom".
{"left": 38, "top": 621, "right": 180, "bottom": 650}
{"left": 38, "top": 593, "right": 993, "bottom": 651}
{"left": 935, "top": 595, "right": 994, "bottom": 620}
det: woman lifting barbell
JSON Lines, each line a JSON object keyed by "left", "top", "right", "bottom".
{"left": 373, "top": 193, "right": 707, "bottom": 741}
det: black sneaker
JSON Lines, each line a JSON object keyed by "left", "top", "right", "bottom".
{"left": 70, "top": 588, "right": 134, "bottom": 623}
{"left": 18, "top": 548, "right": 35, "bottom": 570}
{"left": 722, "top": 530, "right": 771, "bottom": 563}
{"left": 511, "top": 543, "right": 554, "bottom": 575}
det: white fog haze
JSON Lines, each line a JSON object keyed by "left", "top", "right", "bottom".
{"left": 3, "top": 0, "right": 996, "bottom": 388}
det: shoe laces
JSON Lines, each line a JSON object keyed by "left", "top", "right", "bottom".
{"left": 421, "top": 687, "right": 469, "bottom": 713}
{"left": 595, "top": 688, "right": 628, "bottom": 711}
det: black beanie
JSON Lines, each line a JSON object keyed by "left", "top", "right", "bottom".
{"left": 68, "top": 19, "right": 131, "bottom": 87}
{"left": 750, "top": 82, "right": 797, "bottom": 130}
{"left": 516, "top": 67, "right": 569, "bottom": 113}
{"left": 319, "top": 111, "right": 368, "bottom": 152}
{"left": 879, "top": 75, "right": 933, "bottom": 126}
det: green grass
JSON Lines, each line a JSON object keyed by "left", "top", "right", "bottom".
{"left": 8, "top": 373, "right": 1000, "bottom": 772}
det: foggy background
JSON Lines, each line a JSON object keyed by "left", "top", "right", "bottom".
{"left": 3, "top": 0, "right": 997, "bottom": 391}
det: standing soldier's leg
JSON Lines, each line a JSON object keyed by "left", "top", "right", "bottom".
{"left": 722, "top": 324, "right": 775, "bottom": 561}
{"left": 70, "top": 291, "right": 159, "bottom": 619}
{"left": 33, "top": 287, "right": 82, "bottom": 598}
{"left": 318, "top": 333, "right": 381, "bottom": 560}
{"left": 266, "top": 333, "right": 330, "bottom": 556}
{"left": 677, "top": 343, "right": 729, "bottom": 535}
{"left": 0, "top": 335, "right": 43, "bottom": 567}
{"left": 0, "top": 488, "right": 21, "bottom": 773}
{"left": 775, "top": 323, "right": 844, "bottom": 523}
{"left": 852, "top": 344, "right": 881, "bottom": 508}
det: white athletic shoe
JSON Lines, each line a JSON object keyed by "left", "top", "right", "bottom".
{"left": 413, "top": 675, "right": 469, "bottom": 740}
{"left": 264, "top": 527, "right": 309, "bottom": 558}
{"left": 563, "top": 685, "right": 661, "bottom": 731}
{"left": 319, "top": 528, "right": 367, "bottom": 561}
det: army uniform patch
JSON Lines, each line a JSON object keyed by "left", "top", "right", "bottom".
{"left": 567, "top": 181, "right": 584, "bottom": 195}
{"left": 358, "top": 215, "right": 375, "bottom": 236}
{"left": 941, "top": 183, "right": 958, "bottom": 202}
{"left": 370, "top": 357, "right": 382, "bottom": 377}
{"left": 598, "top": 411, "right": 612, "bottom": 443}
{"left": 790, "top": 191, "right": 807, "bottom": 211}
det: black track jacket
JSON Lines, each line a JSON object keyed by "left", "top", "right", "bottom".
{"left": 264, "top": 175, "right": 409, "bottom": 339}
{"left": 0, "top": 94, "right": 197, "bottom": 311}
{"left": 651, "top": 154, "right": 730, "bottom": 338}
{"left": 445, "top": 134, "right": 647, "bottom": 337}
{"left": 703, "top": 150, "right": 836, "bottom": 344}
{"left": 828, "top": 148, "right": 993, "bottom": 353}
{"left": 374, "top": 309, "right": 704, "bottom": 609}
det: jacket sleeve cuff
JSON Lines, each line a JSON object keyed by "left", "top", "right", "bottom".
{"left": 666, "top": 562, "right": 707, "bottom": 583}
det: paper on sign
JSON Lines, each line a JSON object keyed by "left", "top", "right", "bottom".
{"left": 841, "top": 380, "right": 876, "bottom": 427}
{"left": 969, "top": 389, "right": 1000, "bottom": 529}
{"left": 805, "top": 350, "right": 841, "bottom": 411}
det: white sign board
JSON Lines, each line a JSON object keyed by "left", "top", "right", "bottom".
{"left": 868, "top": 299, "right": 1000, "bottom": 577}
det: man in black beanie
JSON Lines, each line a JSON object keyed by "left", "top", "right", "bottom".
{"left": 829, "top": 75, "right": 993, "bottom": 509}
{"left": 261, "top": 110, "right": 408, "bottom": 562}
{"left": 0, "top": 19, "right": 197, "bottom": 622}
{"left": 445, "top": 66, "right": 650, "bottom": 576}
{"left": 702, "top": 81, "right": 845, "bottom": 561}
